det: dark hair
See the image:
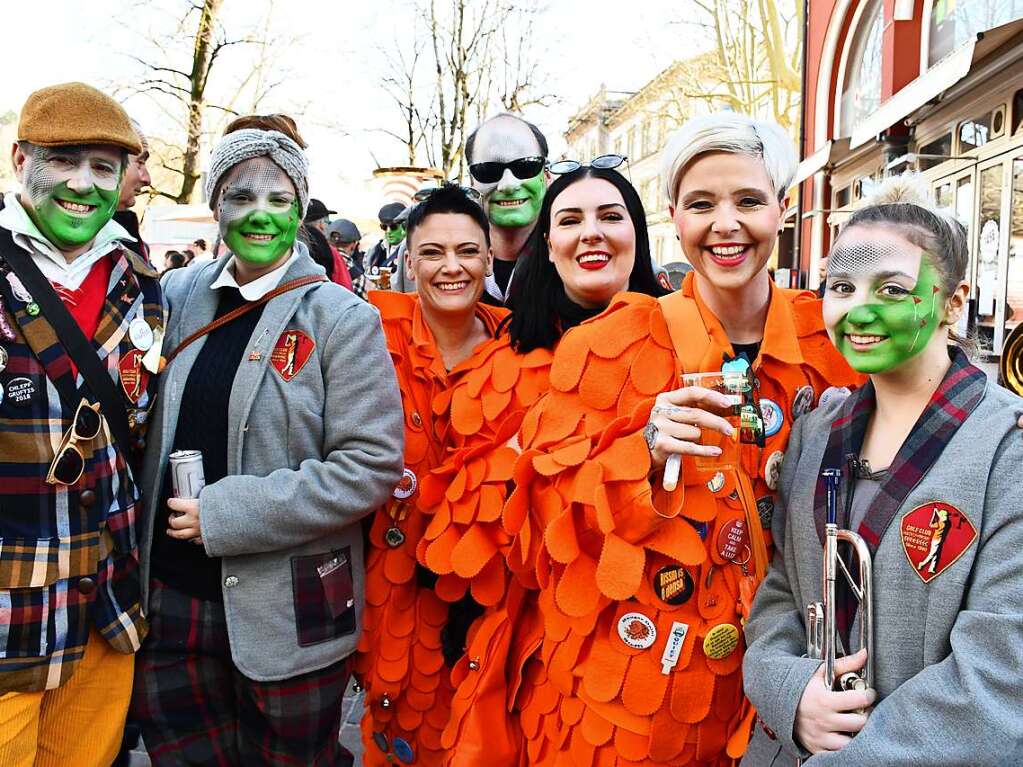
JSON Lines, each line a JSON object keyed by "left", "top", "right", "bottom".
{"left": 506, "top": 167, "right": 669, "bottom": 352}
{"left": 194, "top": 238, "right": 207, "bottom": 250}
{"left": 223, "top": 114, "right": 308, "bottom": 148}
{"left": 299, "top": 225, "right": 335, "bottom": 281}
{"left": 465, "top": 113, "right": 549, "bottom": 164}
{"left": 405, "top": 183, "right": 491, "bottom": 249}
{"left": 165, "top": 250, "right": 186, "bottom": 270}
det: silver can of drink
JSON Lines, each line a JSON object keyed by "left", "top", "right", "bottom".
{"left": 169, "top": 449, "right": 205, "bottom": 500}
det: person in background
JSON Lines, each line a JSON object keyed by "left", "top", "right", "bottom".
{"left": 113, "top": 117, "right": 152, "bottom": 261}
{"left": 300, "top": 223, "right": 338, "bottom": 283}
{"left": 0, "top": 81, "right": 164, "bottom": 767}
{"left": 131, "top": 125, "right": 404, "bottom": 765}
{"left": 305, "top": 198, "right": 336, "bottom": 234}
{"left": 162, "top": 250, "right": 186, "bottom": 273}
{"left": 465, "top": 113, "right": 549, "bottom": 305}
{"left": 328, "top": 218, "right": 368, "bottom": 299}
{"left": 304, "top": 200, "right": 352, "bottom": 289}
{"left": 365, "top": 201, "right": 407, "bottom": 284}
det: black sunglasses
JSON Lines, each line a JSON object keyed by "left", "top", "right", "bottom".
{"left": 412, "top": 185, "right": 483, "bottom": 206}
{"left": 46, "top": 399, "right": 103, "bottom": 486}
{"left": 468, "top": 156, "right": 545, "bottom": 185}
{"left": 548, "top": 154, "right": 629, "bottom": 175}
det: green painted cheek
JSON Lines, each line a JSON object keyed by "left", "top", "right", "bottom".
{"left": 225, "top": 203, "right": 299, "bottom": 265}
{"left": 488, "top": 173, "right": 544, "bottom": 228}
{"left": 31, "top": 182, "right": 118, "bottom": 249}
{"left": 835, "top": 263, "right": 943, "bottom": 374}
{"left": 385, "top": 224, "right": 406, "bottom": 246}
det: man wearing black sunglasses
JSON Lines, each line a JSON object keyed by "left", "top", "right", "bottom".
{"left": 465, "top": 113, "right": 549, "bottom": 305}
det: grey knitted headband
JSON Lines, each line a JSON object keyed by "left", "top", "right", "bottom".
{"left": 205, "top": 128, "right": 309, "bottom": 215}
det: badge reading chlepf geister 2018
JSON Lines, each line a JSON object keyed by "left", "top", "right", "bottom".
{"left": 7, "top": 377, "right": 36, "bottom": 407}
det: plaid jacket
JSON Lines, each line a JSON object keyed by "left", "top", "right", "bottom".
{"left": 0, "top": 233, "right": 164, "bottom": 693}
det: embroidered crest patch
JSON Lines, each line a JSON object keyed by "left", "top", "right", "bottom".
{"left": 119, "top": 348, "right": 149, "bottom": 403}
{"left": 270, "top": 330, "right": 315, "bottom": 381}
{"left": 900, "top": 501, "right": 977, "bottom": 583}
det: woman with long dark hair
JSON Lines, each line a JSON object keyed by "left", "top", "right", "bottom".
{"left": 413, "top": 162, "right": 668, "bottom": 765}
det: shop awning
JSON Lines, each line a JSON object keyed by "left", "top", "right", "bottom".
{"left": 850, "top": 17, "right": 1023, "bottom": 149}
{"left": 793, "top": 138, "right": 852, "bottom": 186}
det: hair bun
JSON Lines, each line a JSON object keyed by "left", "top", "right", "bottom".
{"left": 863, "top": 173, "right": 933, "bottom": 209}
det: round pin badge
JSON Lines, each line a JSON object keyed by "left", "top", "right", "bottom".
{"left": 818, "top": 385, "right": 851, "bottom": 410}
{"left": 764, "top": 450, "right": 784, "bottom": 491}
{"left": 706, "top": 471, "right": 725, "bottom": 493}
{"left": 759, "top": 398, "right": 784, "bottom": 438}
{"left": 385, "top": 526, "right": 406, "bottom": 548}
{"left": 0, "top": 345, "right": 8, "bottom": 374}
{"left": 756, "top": 496, "right": 775, "bottom": 529}
{"left": 716, "top": 519, "right": 748, "bottom": 563}
{"left": 392, "top": 737, "right": 415, "bottom": 764}
{"left": 372, "top": 731, "right": 389, "bottom": 753}
{"left": 393, "top": 468, "right": 418, "bottom": 499}
{"left": 128, "top": 319, "right": 155, "bottom": 352}
{"left": 653, "top": 565, "right": 694, "bottom": 606}
{"left": 791, "top": 385, "right": 814, "bottom": 419}
{"left": 703, "top": 623, "right": 740, "bottom": 660}
{"left": 6, "top": 377, "right": 36, "bottom": 407}
{"left": 617, "top": 612, "right": 657, "bottom": 649}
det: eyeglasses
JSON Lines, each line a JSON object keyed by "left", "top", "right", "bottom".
{"left": 468, "top": 156, "right": 545, "bottom": 185}
{"left": 548, "top": 154, "right": 629, "bottom": 175}
{"left": 412, "top": 185, "right": 483, "bottom": 205}
{"left": 46, "top": 399, "right": 103, "bottom": 486}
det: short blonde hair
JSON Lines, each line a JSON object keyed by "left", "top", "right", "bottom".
{"left": 661, "top": 112, "right": 797, "bottom": 206}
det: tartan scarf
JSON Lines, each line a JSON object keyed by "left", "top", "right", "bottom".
{"left": 812, "top": 346, "right": 985, "bottom": 644}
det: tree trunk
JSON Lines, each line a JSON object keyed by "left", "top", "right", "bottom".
{"left": 177, "top": 0, "right": 223, "bottom": 204}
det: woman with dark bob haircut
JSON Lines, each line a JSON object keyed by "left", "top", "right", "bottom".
{"left": 506, "top": 165, "right": 668, "bottom": 351}
{"left": 413, "top": 163, "right": 669, "bottom": 761}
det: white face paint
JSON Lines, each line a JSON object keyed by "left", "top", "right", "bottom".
{"left": 23, "top": 145, "right": 123, "bottom": 201}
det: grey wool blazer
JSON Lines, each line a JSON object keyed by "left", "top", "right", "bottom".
{"left": 138, "top": 246, "right": 404, "bottom": 681}
{"left": 741, "top": 378, "right": 1023, "bottom": 766}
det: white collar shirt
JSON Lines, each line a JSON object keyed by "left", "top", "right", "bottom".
{"left": 209, "top": 246, "right": 301, "bottom": 301}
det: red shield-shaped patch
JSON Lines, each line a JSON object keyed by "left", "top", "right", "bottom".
{"left": 270, "top": 330, "right": 315, "bottom": 382}
{"left": 900, "top": 501, "right": 977, "bottom": 583}
{"left": 119, "top": 348, "right": 149, "bottom": 403}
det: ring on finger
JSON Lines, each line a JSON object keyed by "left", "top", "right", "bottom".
{"left": 643, "top": 421, "right": 659, "bottom": 451}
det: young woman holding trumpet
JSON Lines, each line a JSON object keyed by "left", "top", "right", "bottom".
{"left": 741, "top": 180, "right": 1023, "bottom": 765}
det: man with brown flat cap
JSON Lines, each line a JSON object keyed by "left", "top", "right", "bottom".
{"left": 0, "top": 81, "right": 164, "bottom": 766}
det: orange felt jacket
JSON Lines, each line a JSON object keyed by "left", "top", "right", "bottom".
{"left": 506, "top": 274, "right": 863, "bottom": 766}
{"left": 415, "top": 333, "right": 553, "bottom": 766}
{"left": 355, "top": 291, "right": 508, "bottom": 767}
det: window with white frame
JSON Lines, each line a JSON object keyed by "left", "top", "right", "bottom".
{"left": 928, "top": 0, "right": 1023, "bottom": 67}
{"left": 839, "top": 0, "right": 884, "bottom": 137}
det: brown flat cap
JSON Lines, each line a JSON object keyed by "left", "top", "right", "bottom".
{"left": 18, "top": 82, "right": 141, "bottom": 155}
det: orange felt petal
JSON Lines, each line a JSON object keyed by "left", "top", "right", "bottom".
{"left": 537, "top": 401, "right": 585, "bottom": 446}
{"left": 482, "top": 387, "right": 513, "bottom": 422}
{"left": 487, "top": 445, "right": 518, "bottom": 481}
{"left": 596, "top": 533, "right": 645, "bottom": 600}
{"left": 569, "top": 728, "right": 596, "bottom": 767}
{"left": 669, "top": 657, "right": 716, "bottom": 724}
{"left": 648, "top": 707, "right": 689, "bottom": 762}
{"left": 579, "top": 354, "right": 631, "bottom": 412}
{"left": 423, "top": 525, "right": 459, "bottom": 574}
{"left": 445, "top": 466, "right": 468, "bottom": 503}
{"left": 621, "top": 646, "right": 670, "bottom": 716}
{"left": 554, "top": 555, "right": 600, "bottom": 618}
{"left": 629, "top": 339, "right": 675, "bottom": 395}
{"left": 647, "top": 305, "right": 673, "bottom": 350}
{"left": 434, "top": 572, "right": 467, "bottom": 602}
{"left": 549, "top": 329, "right": 591, "bottom": 392}
{"left": 451, "top": 492, "right": 480, "bottom": 525}
{"left": 451, "top": 524, "right": 498, "bottom": 579}
{"left": 491, "top": 354, "right": 521, "bottom": 392}
{"left": 476, "top": 484, "right": 505, "bottom": 523}
{"left": 614, "top": 725, "right": 651, "bottom": 762}
{"left": 545, "top": 507, "right": 580, "bottom": 565}
{"left": 587, "top": 304, "right": 653, "bottom": 359}
{"left": 598, "top": 433, "right": 651, "bottom": 482}
{"left": 580, "top": 640, "right": 629, "bottom": 703}
{"left": 640, "top": 517, "right": 707, "bottom": 566}
{"left": 550, "top": 436, "right": 591, "bottom": 468}
{"left": 469, "top": 555, "right": 505, "bottom": 606}
{"left": 451, "top": 388, "right": 484, "bottom": 435}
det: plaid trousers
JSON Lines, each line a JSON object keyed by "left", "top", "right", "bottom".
{"left": 130, "top": 579, "right": 353, "bottom": 766}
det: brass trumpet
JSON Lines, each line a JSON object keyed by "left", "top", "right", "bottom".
{"left": 799, "top": 469, "right": 874, "bottom": 763}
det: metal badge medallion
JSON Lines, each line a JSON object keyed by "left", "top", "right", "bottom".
{"left": 617, "top": 612, "right": 657, "bottom": 649}
{"left": 7, "top": 274, "right": 32, "bottom": 304}
{"left": 764, "top": 450, "right": 784, "bottom": 491}
{"left": 393, "top": 468, "right": 417, "bottom": 499}
{"left": 385, "top": 526, "right": 406, "bottom": 548}
{"left": 128, "top": 319, "right": 155, "bottom": 352}
{"left": 756, "top": 496, "right": 775, "bottom": 528}
{"left": 759, "top": 398, "right": 784, "bottom": 438}
{"left": 706, "top": 471, "right": 725, "bottom": 493}
{"left": 791, "top": 385, "right": 815, "bottom": 419}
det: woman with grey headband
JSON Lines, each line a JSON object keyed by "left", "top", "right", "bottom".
{"left": 129, "top": 124, "right": 404, "bottom": 764}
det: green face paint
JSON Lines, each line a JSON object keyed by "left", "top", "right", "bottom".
{"left": 825, "top": 236, "right": 944, "bottom": 374}
{"left": 487, "top": 171, "right": 544, "bottom": 228}
{"left": 21, "top": 146, "right": 122, "bottom": 251}
{"left": 217, "top": 157, "right": 300, "bottom": 266}
{"left": 385, "top": 223, "right": 406, "bottom": 246}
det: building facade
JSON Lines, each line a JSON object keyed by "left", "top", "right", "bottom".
{"left": 799, "top": 0, "right": 1023, "bottom": 359}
